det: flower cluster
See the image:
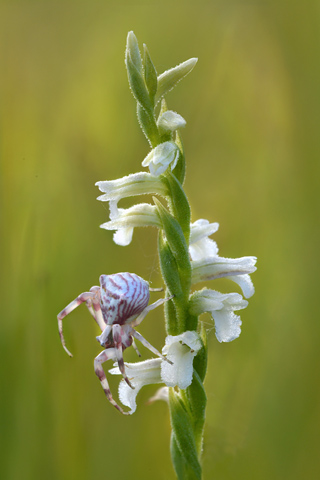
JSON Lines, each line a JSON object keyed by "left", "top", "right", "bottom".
{"left": 94, "top": 32, "right": 257, "bottom": 416}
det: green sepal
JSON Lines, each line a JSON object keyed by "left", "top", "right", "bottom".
{"left": 137, "top": 103, "right": 160, "bottom": 147}
{"left": 143, "top": 44, "right": 158, "bottom": 102}
{"left": 172, "top": 131, "right": 186, "bottom": 184}
{"left": 156, "top": 57, "right": 198, "bottom": 104}
{"left": 169, "top": 389, "right": 202, "bottom": 480}
{"left": 164, "top": 172, "right": 190, "bottom": 241}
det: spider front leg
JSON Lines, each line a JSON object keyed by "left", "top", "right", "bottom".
{"left": 129, "top": 295, "right": 174, "bottom": 364}
{"left": 131, "top": 295, "right": 174, "bottom": 328}
{"left": 94, "top": 348, "right": 129, "bottom": 415}
{"left": 129, "top": 327, "right": 173, "bottom": 365}
{"left": 57, "top": 288, "right": 104, "bottom": 357}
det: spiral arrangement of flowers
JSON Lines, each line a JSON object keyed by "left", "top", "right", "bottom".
{"left": 58, "top": 32, "right": 257, "bottom": 479}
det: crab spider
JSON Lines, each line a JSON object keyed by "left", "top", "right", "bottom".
{"left": 57, "top": 272, "right": 173, "bottom": 414}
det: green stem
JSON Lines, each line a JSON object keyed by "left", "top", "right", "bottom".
{"left": 125, "top": 31, "right": 206, "bottom": 479}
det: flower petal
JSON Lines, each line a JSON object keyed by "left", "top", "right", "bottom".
{"left": 189, "top": 289, "right": 249, "bottom": 342}
{"left": 228, "top": 273, "right": 255, "bottom": 299}
{"left": 96, "top": 172, "right": 168, "bottom": 201}
{"left": 191, "top": 255, "right": 257, "bottom": 296}
{"left": 142, "top": 142, "right": 179, "bottom": 177}
{"left": 161, "top": 331, "right": 201, "bottom": 389}
{"left": 100, "top": 202, "right": 161, "bottom": 246}
{"left": 109, "top": 359, "right": 162, "bottom": 414}
{"left": 213, "top": 310, "right": 242, "bottom": 343}
{"left": 189, "top": 219, "right": 219, "bottom": 260}
{"left": 147, "top": 386, "right": 169, "bottom": 404}
{"left": 157, "top": 110, "right": 186, "bottom": 133}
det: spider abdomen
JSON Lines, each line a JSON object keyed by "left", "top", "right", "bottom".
{"left": 100, "top": 273, "right": 150, "bottom": 325}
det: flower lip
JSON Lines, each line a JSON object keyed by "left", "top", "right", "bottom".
{"left": 100, "top": 201, "right": 161, "bottom": 246}
{"left": 190, "top": 289, "right": 248, "bottom": 342}
{"left": 109, "top": 358, "right": 163, "bottom": 414}
{"left": 161, "top": 331, "right": 201, "bottom": 389}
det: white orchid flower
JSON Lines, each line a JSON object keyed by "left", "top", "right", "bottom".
{"left": 189, "top": 218, "right": 256, "bottom": 298}
{"left": 161, "top": 331, "right": 202, "bottom": 389}
{"left": 142, "top": 141, "right": 180, "bottom": 176}
{"left": 100, "top": 201, "right": 161, "bottom": 246}
{"left": 157, "top": 110, "right": 186, "bottom": 135}
{"left": 190, "top": 289, "right": 249, "bottom": 342}
{"left": 96, "top": 172, "right": 168, "bottom": 202}
{"left": 109, "top": 331, "right": 201, "bottom": 414}
{"left": 191, "top": 255, "right": 257, "bottom": 298}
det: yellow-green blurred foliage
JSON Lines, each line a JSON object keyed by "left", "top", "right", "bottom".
{"left": 1, "top": 1, "right": 319, "bottom": 479}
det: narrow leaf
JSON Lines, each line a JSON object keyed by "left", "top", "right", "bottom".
{"left": 126, "top": 53, "right": 153, "bottom": 112}
{"left": 137, "top": 103, "right": 160, "bottom": 147}
{"left": 169, "top": 389, "right": 202, "bottom": 480}
{"left": 153, "top": 197, "right": 190, "bottom": 269}
{"left": 164, "top": 172, "right": 191, "bottom": 240}
{"left": 143, "top": 44, "right": 158, "bottom": 101}
{"left": 186, "top": 370, "right": 207, "bottom": 455}
{"left": 156, "top": 58, "right": 198, "bottom": 103}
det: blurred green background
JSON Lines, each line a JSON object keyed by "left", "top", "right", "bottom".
{"left": 1, "top": 1, "right": 319, "bottom": 479}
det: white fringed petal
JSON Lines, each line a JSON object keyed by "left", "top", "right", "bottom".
{"left": 96, "top": 172, "right": 168, "bottom": 201}
{"left": 109, "top": 358, "right": 162, "bottom": 414}
{"left": 190, "top": 289, "right": 249, "bottom": 342}
{"left": 100, "top": 201, "right": 161, "bottom": 246}
{"left": 228, "top": 273, "right": 255, "bottom": 299}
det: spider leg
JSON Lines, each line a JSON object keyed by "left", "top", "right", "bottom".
{"left": 94, "top": 348, "right": 129, "bottom": 415}
{"left": 88, "top": 286, "right": 106, "bottom": 331}
{"left": 149, "top": 287, "right": 164, "bottom": 292}
{"left": 57, "top": 291, "right": 97, "bottom": 357}
{"left": 132, "top": 295, "right": 174, "bottom": 327}
{"left": 129, "top": 327, "right": 173, "bottom": 365}
{"left": 96, "top": 324, "right": 112, "bottom": 346}
{"left": 113, "top": 325, "right": 134, "bottom": 389}
{"left": 132, "top": 339, "right": 142, "bottom": 357}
